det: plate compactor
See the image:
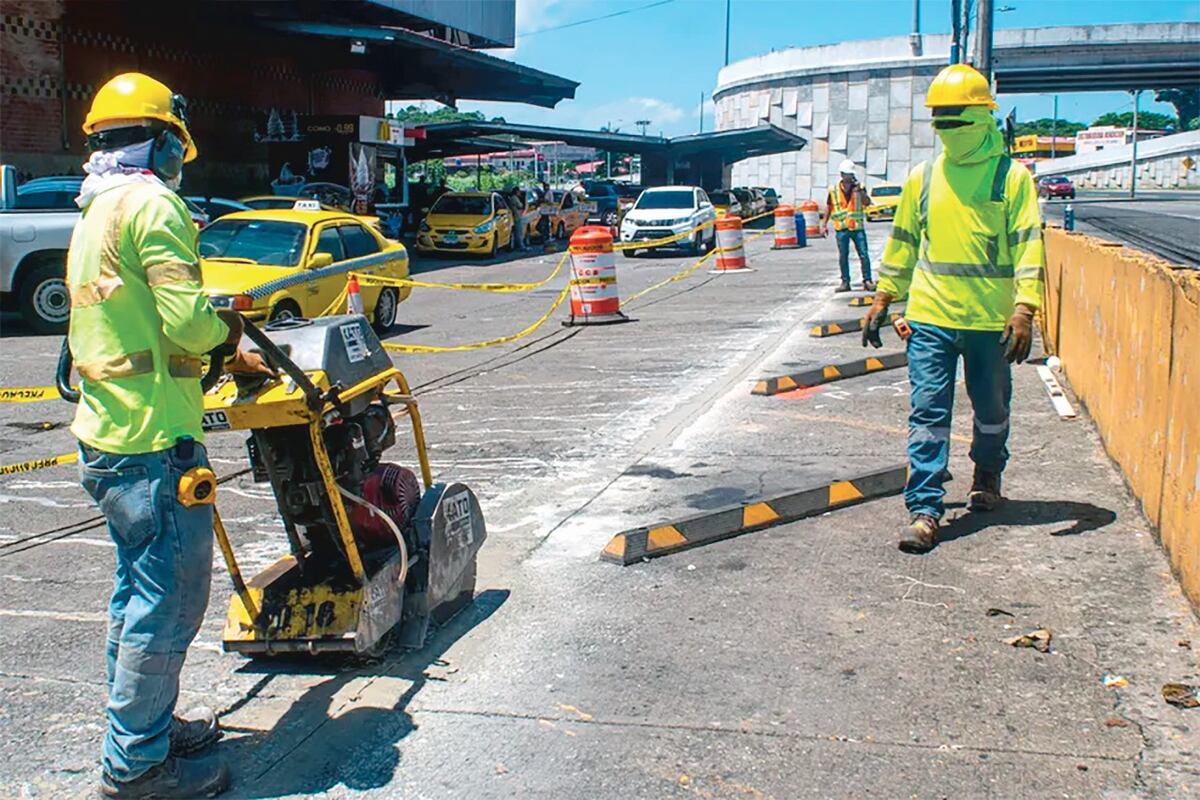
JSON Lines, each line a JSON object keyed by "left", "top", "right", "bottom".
{"left": 197, "top": 315, "right": 487, "bottom": 656}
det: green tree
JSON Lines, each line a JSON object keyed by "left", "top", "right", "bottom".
{"left": 387, "top": 105, "right": 506, "bottom": 126}
{"left": 1013, "top": 117, "right": 1086, "bottom": 137}
{"left": 1154, "top": 88, "right": 1199, "bottom": 131}
{"left": 1091, "top": 110, "right": 1178, "bottom": 131}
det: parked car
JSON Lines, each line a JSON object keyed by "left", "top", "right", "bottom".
{"left": 0, "top": 168, "right": 76, "bottom": 333}
{"left": 536, "top": 187, "right": 593, "bottom": 242}
{"left": 1038, "top": 174, "right": 1076, "bottom": 200}
{"left": 417, "top": 191, "right": 515, "bottom": 257}
{"left": 199, "top": 201, "right": 409, "bottom": 331}
{"left": 186, "top": 196, "right": 253, "bottom": 220}
{"left": 706, "top": 189, "right": 748, "bottom": 218}
{"left": 754, "top": 187, "right": 780, "bottom": 212}
{"left": 618, "top": 186, "right": 717, "bottom": 257}
{"left": 579, "top": 180, "right": 621, "bottom": 227}
{"left": 732, "top": 187, "right": 765, "bottom": 217}
{"left": 865, "top": 183, "right": 902, "bottom": 221}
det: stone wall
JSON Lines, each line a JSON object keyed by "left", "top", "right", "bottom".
{"left": 715, "top": 66, "right": 942, "bottom": 207}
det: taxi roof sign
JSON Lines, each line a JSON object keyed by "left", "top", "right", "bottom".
{"left": 293, "top": 199, "right": 322, "bottom": 211}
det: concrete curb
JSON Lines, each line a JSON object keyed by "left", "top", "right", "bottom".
{"left": 600, "top": 465, "right": 908, "bottom": 565}
{"left": 752, "top": 352, "right": 907, "bottom": 396}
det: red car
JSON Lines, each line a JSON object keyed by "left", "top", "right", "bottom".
{"left": 1038, "top": 174, "right": 1076, "bottom": 200}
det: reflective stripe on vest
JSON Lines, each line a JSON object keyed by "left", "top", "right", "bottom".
{"left": 830, "top": 185, "right": 865, "bottom": 231}
{"left": 75, "top": 351, "right": 204, "bottom": 382}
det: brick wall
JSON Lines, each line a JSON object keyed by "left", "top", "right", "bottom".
{"left": 1, "top": 0, "right": 385, "bottom": 195}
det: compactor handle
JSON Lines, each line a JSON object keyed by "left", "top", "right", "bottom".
{"left": 237, "top": 317, "right": 322, "bottom": 409}
{"left": 56, "top": 338, "right": 80, "bottom": 404}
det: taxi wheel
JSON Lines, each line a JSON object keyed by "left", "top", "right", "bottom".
{"left": 270, "top": 300, "right": 302, "bottom": 322}
{"left": 372, "top": 288, "right": 398, "bottom": 333}
{"left": 488, "top": 234, "right": 498, "bottom": 259}
{"left": 602, "top": 209, "right": 619, "bottom": 227}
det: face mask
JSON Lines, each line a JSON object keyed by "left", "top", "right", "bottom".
{"left": 113, "top": 130, "right": 185, "bottom": 182}
{"left": 933, "top": 107, "right": 1002, "bottom": 164}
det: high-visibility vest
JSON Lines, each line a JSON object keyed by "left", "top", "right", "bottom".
{"left": 67, "top": 181, "right": 229, "bottom": 454}
{"left": 877, "top": 153, "right": 1045, "bottom": 331}
{"left": 829, "top": 183, "right": 866, "bottom": 231}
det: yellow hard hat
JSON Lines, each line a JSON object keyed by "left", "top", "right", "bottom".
{"left": 83, "top": 73, "right": 197, "bottom": 162}
{"left": 925, "top": 64, "right": 997, "bottom": 110}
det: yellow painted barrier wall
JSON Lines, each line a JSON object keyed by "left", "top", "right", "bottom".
{"left": 1043, "top": 229, "right": 1200, "bottom": 606}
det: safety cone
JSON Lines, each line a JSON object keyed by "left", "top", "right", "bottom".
{"left": 773, "top": 204, "right": 798, "bottom": 249}
{"left": 563, "top": 226, "right": 631, "bottom": 326}
{"left": 799, "top": 200, "right": 823, "bottom": 238}
{"left": 711, "top": 215, "right": 753, "bottom": 273}
{"left": 347, "top": 274, "right": 365, "bottom": 314}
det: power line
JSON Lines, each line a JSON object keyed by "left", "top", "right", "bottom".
{"left": 517, "top": 0, "right": 675, "bottom": 39}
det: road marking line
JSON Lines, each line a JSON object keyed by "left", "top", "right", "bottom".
{"left": 0, "top": 608, "right": 106, "bottom": 623}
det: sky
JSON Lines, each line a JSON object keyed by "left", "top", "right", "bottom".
{"left": 430, "top": 0, "right": 1200, "bottom": 137}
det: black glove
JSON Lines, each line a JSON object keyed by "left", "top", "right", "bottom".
{"left": 999, "top": 304, "right": 1036, "bottom": 364}
{"left": 861, "top": 294, "right": 894, "bottom": 349}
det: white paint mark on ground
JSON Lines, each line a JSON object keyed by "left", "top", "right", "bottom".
{"left": 0, "top": 608, "right": 106, "bottom": 623}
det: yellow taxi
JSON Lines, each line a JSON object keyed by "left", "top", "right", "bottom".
{"left": 866, "top": 183, "right": 902, "bottom": 221}
{"left": 198, "top": 201, "right": 410, "bottom": 332}
{"left": 417, "top": 191, "right": 515, "bottom": 256}
{"left": 535, "top": 187, "right": 593, "bottom": 241}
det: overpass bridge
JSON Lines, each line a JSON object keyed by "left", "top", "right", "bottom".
{"left": 713, "top": 23, "right": 1200, "bottom": 203}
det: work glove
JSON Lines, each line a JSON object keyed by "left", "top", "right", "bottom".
{"left": 999, "top": 303, "right": 1037, "bottom": 364}
{"left": 861, "top": 292, "right": 895, "bottom": 348}
{"left": 216, "top": 308, "right": 244, "bottom": 345}
{"left": 225, "top": 349, "right": 276, "bottom": 377}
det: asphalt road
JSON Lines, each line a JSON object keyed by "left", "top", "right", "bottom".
{"left": 1039, "top": 190, "right": 1200, "bottom": 266}
{"left": 1, "top": 227, "right": 1197, "bottom": 798}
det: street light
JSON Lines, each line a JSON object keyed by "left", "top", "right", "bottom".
{"left": 635, "top": 119, "right": 651, "bottom": 137}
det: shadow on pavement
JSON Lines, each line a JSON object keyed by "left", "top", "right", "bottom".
{"left": 940, "top": 499, "right": 1117, "bottom": 543}
{"left": 220, "top": 588, "right": 509, "bottom": 799}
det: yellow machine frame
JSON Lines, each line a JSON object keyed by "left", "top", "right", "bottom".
{"left": 206, "top": 365, "right": 434, "bottom": 655}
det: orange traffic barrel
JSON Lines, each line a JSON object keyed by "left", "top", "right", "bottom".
{"left": 346, "top": 273, "right": 364, "bottom": 314}
{"left": 773, "top": 204, "right": 798, "bottom": 249}
{"left": 712, "top": 215, "right": 752, "bottom": 272}
{"left": 564, "top": 226, "right": 630, "bottom": 326}
{"left": 799, "top": 200, "right": 822, "bottom": 238}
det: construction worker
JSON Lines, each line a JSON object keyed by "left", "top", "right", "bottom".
{"left": 822, "top": 159, "right": 875, "bottom": 292}
{"left": 69, "top": 73, "right": 271, "bottom": 798}
{"left": 863, "top": 63, "right": 1043, "bottom": 554}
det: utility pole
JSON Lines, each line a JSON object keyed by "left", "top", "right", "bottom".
{"left": 1130, "top": 90, "right": 1140, "bottom": 199}
{"left": 961, "top": 0, "right": 973, "bottom": 65}
{"left": 1051, "top": 95, "right": 1058, "bottom": 158}
{"left": 724, "top": 0, "right": 731, "bottom": 66}
{"left": 950, "top": 0, "right": 962, "bottom": 64}
{"left": 973, "top": 0, "right": 993, "bottom": 79}
{"left": 699, "top": 92, "right": 705, "bottom": 133}
{"left": 636, "top": 119, "right": 651, "bottom": 137}
{"left": 910, "top": 0, "right": 922, "bottom": 56}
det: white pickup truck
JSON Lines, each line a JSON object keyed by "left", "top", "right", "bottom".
{"left": 0, "top": 165, "right": 76, "bottom": 334}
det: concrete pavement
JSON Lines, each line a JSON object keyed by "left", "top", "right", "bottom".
{"left": 1, "top": 227, "right": 1197, "bottom": 798}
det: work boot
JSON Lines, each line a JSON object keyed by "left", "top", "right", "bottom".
{"left": 170, "top": 706, "right": 221, "bottom": 756}
{"left": 967, "top": 468, "right": 1004, "bottom": 512}
{"left": 835, "top": 280, "right": 851, "bottom": 293}
{"left": 863, "top": 279, "right": 877, "bottom": 292}
{"left": 898, "top": 514, "right": 939, "bottom": 554}
{"left": 100, "top": 753, "right": 230, "bottom": 799}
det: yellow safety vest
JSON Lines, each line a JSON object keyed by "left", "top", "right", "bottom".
{"left": 829, "top": 184, "right": 866, "bottom": 232}
{"left": 876, "top": 154, "right": 1045, "bottom": 331}
{"left": 67, "top": 181, "right": 229, "bottom": 454}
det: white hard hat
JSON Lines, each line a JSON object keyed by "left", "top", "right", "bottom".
{"left": 838, "top": 159, "right": 857, "bottom": 175}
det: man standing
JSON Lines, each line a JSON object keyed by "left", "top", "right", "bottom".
{"left": 70, "top": 73, "right": 269, "bottom": 798}
{"left": 507, "top": 185, "right": 527, "bottom": 251}
{"left": 822, "top": 159, "right": 876, "bottom": 292}
{"left": 863, "top": 64, "right": 1044, "bottom": 554}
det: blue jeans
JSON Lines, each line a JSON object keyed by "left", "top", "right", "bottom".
{"left": 836, "top": 228, "right": 872, "bottom": 283}
{"left": 905, "top": 321, "right": 1012, "bottom": 520}
{"left": 78, "top": 440, "right": 214, "bottom": 781}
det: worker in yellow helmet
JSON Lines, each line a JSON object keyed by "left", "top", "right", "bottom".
{"left": 862, "top": 63, "right": 1044, "bottom": 554}
{"left": 70, "top": 73, "right": 270, "bottom": 799}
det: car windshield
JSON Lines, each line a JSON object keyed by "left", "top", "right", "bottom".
{"left": 198, "top": 219, "right": 307, "bottom": 267}
{"left": 431, "top": 195, "right": 491, "bottom": 215}
{"left": 1045, "top": 176, "right": 1070, "bottom": 184}
{"left": 731, "top": 189, "right": 751, "bottom": 202}
{"left": 582, "top": 182, "right": 616, "bottom": 196}
{"left": 635, "top": 190, "right": 694, "bottom": 210}
{"left": 708, "top": 191, "right": 733, "bottom": 205}
{"left": 245, "top": 198, "right": 295, "bottom": 210}
{"left": 872, "top": 186, "right": 902, "bottom": 197}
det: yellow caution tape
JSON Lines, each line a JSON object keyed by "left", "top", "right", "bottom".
{"left": 622, "top": 249, "right": 718, "bottom": 305}
{"left": 382, "top": 282, "right": 571, "bottom": 354}
{"left": 0, "top": 386, "right": 59, "bottom": 403}
{"left": 358, "top": 251, "right": 569, "bottom": 294}
{"left": 0, "top": 451, "right": 78, "bottom": 477}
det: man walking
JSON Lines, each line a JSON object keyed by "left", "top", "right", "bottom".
{"left": 862, "top": 63, "right": 1044, "bottom": 554}
{"left": 823, "top": 159, "right": 876, "bottom": 292}
{"left": 70, "top": 72, "right": 269, "bottom": 798}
